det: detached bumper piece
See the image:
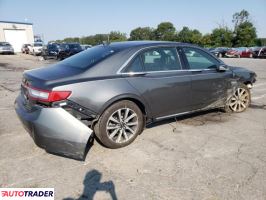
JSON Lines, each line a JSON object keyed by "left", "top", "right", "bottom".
{"left": 15, "top": 95, "right": 93, "bottom": 160}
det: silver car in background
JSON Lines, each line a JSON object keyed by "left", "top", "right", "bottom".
{"left": 0, "top": 42, "right": 14, "bottom": 54}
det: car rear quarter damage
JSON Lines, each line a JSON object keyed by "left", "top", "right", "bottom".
{"left": 15, "top": 92, "right": 93, "bottom": 160}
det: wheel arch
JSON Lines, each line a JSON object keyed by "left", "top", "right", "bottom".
{"left": 97, "top": 94, "right": 152, "bottom": 122}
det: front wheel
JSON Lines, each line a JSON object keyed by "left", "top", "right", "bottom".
{"left": 94, "top": 100, "right": 144, "bottom": 148}
{"left": 224, "top": 84, "right": 251, "bottom": 113}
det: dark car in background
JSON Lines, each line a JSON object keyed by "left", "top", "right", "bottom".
{"left": 15, "top": 41, "right": 256, "bottom": 160}
{"left": 209, "top": 47, "right": 230, "bottom": 58}
{"left": 226, "top": 47, "right": 253, "bottom": 58}
{"left": 252, "top": 46, "right": 266, "bottom": 58}
{"left": 41, "top": 43, "right": 61, "bottom": 60}
{"left": 0, "top": 42, "right": 14, "bottom": 54}
{"left": 21, "top": 44, "right": 31, "bottom": 54}
{"left": 57, "top": 43, "right": 82, "bottom": 60}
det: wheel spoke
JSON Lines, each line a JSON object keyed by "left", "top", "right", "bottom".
{"left": 123, "top": 130, "right": 129, "bottom": 141}
{"left": 126, "top": 121, "right": 138, "bottom": 126}
{"left": 125, "top": 113, "right": 136, "bottom": 123}
{"left": 117, "top": 109, "right": 122, "bottom": 122}
{"left": 109, "top": 116, "right": 119, "bottom": 124}
{"left": 124, "top": 108, "right": 129, "bottom": 121}
{"left": 107, "top": 125, "right": 120, "bottom": 130}
{"left": 116, "top": 129, "right": 123, "bottom": 143}
{"left": 109, "top": 128, "right": 119, "bottom": 139}
{"left": 126, "top": 126, "right": 135, "bottom": 134}
{"left": 240, "top": 102, "right": 246, "bottom": 109}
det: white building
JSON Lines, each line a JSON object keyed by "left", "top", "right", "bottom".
{"left": 0, "top": 21, "right": 34, "bottom": 52}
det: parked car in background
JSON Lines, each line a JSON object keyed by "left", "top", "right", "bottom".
{"left": 57, "top": 43, "right": 82, "bottom": 60}
{"left": 28, "top": 42, "right": 43, "bottom": 56}
{"left": 0, "top": 42, "right": 14, "bottom": 54}
{"left": 81, "top": 44, "right": 92, "bottom": 50}
{"left": 252, "top": 46, "right": 266, "bottom": 58}
{"left": 226, "top": 47, "right": 253, "bottom": 58}
{"left": 15, "top": 41, "right": 256, "bottom": 160}
{"left": 209, "top": 47, "right": 230, "bottom": 58}
{"left": 41, "top": 43, "right": 61, "bottom": 60}
{"left": 21, "top": 44, "right": 31, "bottom": 54}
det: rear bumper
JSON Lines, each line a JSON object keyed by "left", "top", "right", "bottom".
{"left": 14, "top": 94, "right": 93, "bottom": 160}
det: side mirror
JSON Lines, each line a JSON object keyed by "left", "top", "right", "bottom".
{"left": 217, "top": 65, "right": 228, "bottom": 72}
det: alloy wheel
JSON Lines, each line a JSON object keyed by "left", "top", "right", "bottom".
{"left": 229, "top": 87, "right": 250, "bottom": 112}
{"left": 106, "top": 108, "right": 139, "bottom": 143}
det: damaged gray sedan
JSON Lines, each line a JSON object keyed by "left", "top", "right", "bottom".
{"left": 15, "top": 41, "right": 256, "bottom": 160}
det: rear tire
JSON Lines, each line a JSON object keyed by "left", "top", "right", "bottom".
{"left": 94, "top": 100, "right": 144, "bottom": 148}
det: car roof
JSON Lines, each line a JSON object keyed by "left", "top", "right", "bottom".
{"left": 108, "top": 41, "right": 188, "bottom": 50}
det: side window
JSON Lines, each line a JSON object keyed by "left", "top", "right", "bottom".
{"left": 141, "top": 47, "right": 181, "bottom": 71}
{"left": 125, "top": 56, "right": 143, "bottom": 73}
{"left": 183, "top": 47, "right": 219, "bottom": 70}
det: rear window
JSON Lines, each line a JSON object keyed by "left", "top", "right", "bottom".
{"left": 59, "top": 45, "right": 116, "bottom": 69}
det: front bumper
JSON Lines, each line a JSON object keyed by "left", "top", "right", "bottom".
{"left": 15, "top": 94, "right": 93, "bottom": 160}
{"left": 0, "top": 49, "right": 14, "bottom": 54}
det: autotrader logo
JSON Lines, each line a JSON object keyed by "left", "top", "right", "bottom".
{"left": 0, "top": 188, "right": 54, "bottom": 200}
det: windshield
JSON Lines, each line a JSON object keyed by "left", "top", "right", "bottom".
{"left": 34, "top": 43, "right": 43, "bottom": 47}
{"left": 0, "top": 42, "right": 11, "bottom": 46}
{"left": 69, "top": 44, "right": 81, "bottom": 49}
{"left": 59, "top": 45, "right": 116, "bottom": 69}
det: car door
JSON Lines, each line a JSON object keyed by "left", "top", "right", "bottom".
{"left": 123, "top": 47, "right": 191, "bottom": 119}
{"left": 181, "top": 46, "right": 233, "bottom": 110}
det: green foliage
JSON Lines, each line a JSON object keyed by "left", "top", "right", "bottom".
{"left": 232, "top": 9, "right": 249, "bottom": 30}
{"left": 109, "top": 31, "right": 127, "bottom": 42}
{"left": 256, "top": 38, "right": 266, "bottom": 46}
{"left": 154, "top": 22, "right": 176, "bottom": 41}
{"left": 201, "top": 34, "right": 212, "bottom": 47}
{"left": 177, "top": 27, "right": 202, "bottom": 45}
{"left": 211, "top": 27, "right": 233, "bottom": 47}
{"left": 233, "top": 21, "right": 257, "bottom": 47}
{"left": 129, "top": 27, "right": 154, "bottom": 40}
{"left": 52, "top": 9, "right": 259, "bottom": 48}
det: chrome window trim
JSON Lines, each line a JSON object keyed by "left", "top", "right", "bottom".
{"left": 119, "top": 68, "right": 216, "bottom": 76}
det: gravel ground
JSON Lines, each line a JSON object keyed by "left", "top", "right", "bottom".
{"left": 0, "top": 54, "right": 265, "bottom": 200}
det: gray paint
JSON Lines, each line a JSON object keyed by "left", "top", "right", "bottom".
{"left": 16, "top": 41, "right": 257, "bottom": 159}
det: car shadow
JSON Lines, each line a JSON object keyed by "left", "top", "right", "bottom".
{"left": 249, "top": 103, "right": 266, "bottom": 110}
{"left": 63, "top": 169, "right": 118, "bottom": 200}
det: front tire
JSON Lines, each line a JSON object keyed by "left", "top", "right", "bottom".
{"left": 94, "top": 100, "right": 144, "bottom": 148}
{"left": 224, "top": 84, "right": 251, "bottom": 113}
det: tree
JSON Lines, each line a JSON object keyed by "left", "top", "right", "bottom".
{"left": 154, "top": 22, "right": 176, "bottom": 41}
{"left": 201, "top": 34, "right": 213, "bottom": 47}
{"left": 211, "top": 27, "right": 233, "bottom": 47}
{"left": 177, "top": 27, "right": 202, "bottom": 45}
{"left": 233, "top": 22, "right": 257, "bottom": 47}
{"left": 232, "top": 10, "right": 257, "bottom": 47}
{"left": 129, "top": 27, "right": 154, "bottom": 40}
{"left": 109, "top": 31, "right": 127, "bottom": 42}
{"left": 232, "top": 9, "right": 250, "bottom": 31}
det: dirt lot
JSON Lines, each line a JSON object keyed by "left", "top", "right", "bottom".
{"left": 0, "top": 54, "right": 266, "bottom": 200}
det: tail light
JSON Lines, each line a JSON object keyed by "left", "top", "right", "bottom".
{"left": 26, "top": 85, "right": 71, "bottom": 103}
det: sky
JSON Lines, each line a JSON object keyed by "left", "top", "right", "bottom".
{"left": 0, "top": 0, "right": 265, "bottom": 42}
